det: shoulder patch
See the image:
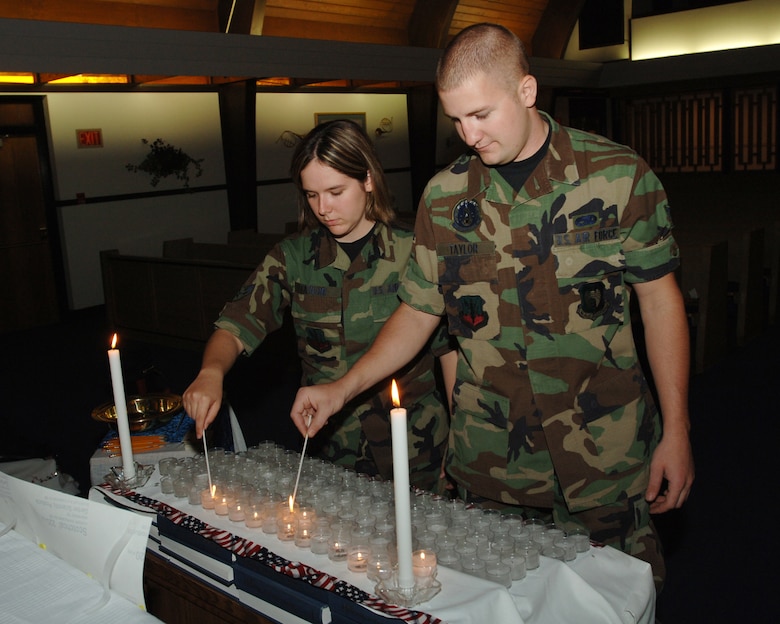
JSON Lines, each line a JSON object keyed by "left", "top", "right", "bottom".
{"left": 452, "top": 199, "right": 481, "bottom": 232}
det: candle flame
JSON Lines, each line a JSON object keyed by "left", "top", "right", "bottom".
{"left": 210, "top": 484, "right": 216, "bottom": 498}
{"left": 110, "top": 333, "right": 118, "bottom": 349}
{"left": 391, "top": 379, "right": 400, "bottom": 408}
{"left": 289, "top": 495, "right": 295, "bottom": 513}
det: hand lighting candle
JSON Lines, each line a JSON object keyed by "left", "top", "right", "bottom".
{"left": 107, "top": 333, "right": 136, "bottom": 480}
{"left": 390, "top": 380, "right": 415, "bottom": 589}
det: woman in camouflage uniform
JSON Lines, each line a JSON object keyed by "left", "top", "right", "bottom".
{"left": 183, "top": 120, "right": 452, "bottom": 491}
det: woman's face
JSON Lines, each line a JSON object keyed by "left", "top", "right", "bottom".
{"left": 300, "top": 159, "right": 374, "bottom": 243}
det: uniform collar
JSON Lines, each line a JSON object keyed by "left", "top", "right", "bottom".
{"left": 311, "top": 222, "right": 393, "bottom": 270}
{"left": 468, "top": 111, "right": 581, "bottom": 204}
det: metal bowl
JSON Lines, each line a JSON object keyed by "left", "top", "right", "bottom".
{"left": 91, "top": 393, "right": 183, "bottom": 433}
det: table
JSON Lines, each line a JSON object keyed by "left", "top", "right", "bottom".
{"left": 91, "top": 465, "right": 655, "bottom": 624}
{"left": 89, "top": 441, "right": 198, "bottom": 487}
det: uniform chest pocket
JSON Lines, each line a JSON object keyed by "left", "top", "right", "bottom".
{"left": 553, "top": 242, "right": 626, "bottom": 334}
{"left": 291, "top": 283, "right": 342, "bottom": 325}
{"left": 438, "top": 251, "right": 501, "bottom": 341}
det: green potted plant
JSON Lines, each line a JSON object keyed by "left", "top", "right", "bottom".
{"left": 126, "top": 138, "right": 204, "bottom": 188}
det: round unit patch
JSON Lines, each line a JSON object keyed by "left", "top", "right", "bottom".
{"left": 452, "top": 199, "right": 481, "bottom": 232}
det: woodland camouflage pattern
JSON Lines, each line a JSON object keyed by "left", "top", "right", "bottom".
{"left": 400, "top": 112, "right": 680, "bottom": 512}
{"left": 216, "top": 223, "right": 450, "bottom": 491}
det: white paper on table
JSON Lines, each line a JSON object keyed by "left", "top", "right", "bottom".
{"left": 0, "top": 526, "right": 160, "bottom": 624}
{"left": 0, "top": 469, "right": 152, "bottom": 609}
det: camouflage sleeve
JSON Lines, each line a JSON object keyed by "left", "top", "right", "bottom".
{"left": 428, "top": 317, "right": 456, "bottom": 358}
{"left": 214, "top": 242, "right": 292, "bottom": 355}
{"left": 621, "top": 157, "right": 680, "bottom": 284}
{"left": 398, "top": 193, "right": 447, "bottom": 316}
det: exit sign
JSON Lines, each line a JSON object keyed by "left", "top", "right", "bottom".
{"left": 76, "top": 128, "right": 103, "bottom": 148}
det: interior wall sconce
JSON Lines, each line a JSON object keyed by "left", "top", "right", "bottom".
{"left": 374, "top": 117, "right": 393, "bottom": 137}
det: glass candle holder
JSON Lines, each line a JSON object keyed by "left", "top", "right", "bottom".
{"left": 460, "top": 552, "right": 486, "bottom": 579}
{"left": 173, "top": 475, "right": 192, "bottom": 499}
{"left": 502, "top": 551, "right": 527, "bottom": 581}
{"left": 214, "top": 492, "right": 232, "bottom": 516}
{"left": 346, "top": 545, "right": 371, "bottom": 573}
{"left": 187, "top": 483, "right": 202, "bottom": 505}
{"left": 310, "top": 526, "right": 332, "bottom": 555}
{"left": 568, "top": 527, "right": 591, "bottom": 553}
{"left": 200, "top": 487, "right": 216, "bottom": 509}
{"left": 295, "top": 519, "right": 313, "bottom": 549}
{"left": 484, "top": 560, "right": 512, "bottom": 588}
{"left": 245, "top": 503, "right": 263, "bottom": 529}
{"left": 554, "top": 535, "right": 577, "bottom": 561}
{"left": 276, "top": 510, "right": 297, "bottom": 542}
{"left": 158, "top": 457, "right": 177, "bottom": 476}
{"left": 160, "top": 475, "right": 174, "bottom": 495}
{"left": 327, "top": 538, "right": 350, "bottom": 562}
{"left": 262, "top": 500, "right": 280, "bottom": 534}
{"left": 518, "top": 542, "right": 540, "bottom": 570}
{"left": 367, "top": 551, "right": 394, "bottom": 582}
{"left": 412, "top": 549, "right": 437, "bottom": 588}
{"left": 228, "top": 499, "right": 246, "bottom": 522}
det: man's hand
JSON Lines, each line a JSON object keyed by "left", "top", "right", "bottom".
{"left": 290, "top": 381, "right": 349, "bottom": 437}
{"left": 646, "top": 425, "right": 695, "bottom": 513}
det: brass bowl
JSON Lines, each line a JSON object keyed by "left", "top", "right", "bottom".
{"left": 91, "top": 393, "right": 183, "bottom": 433}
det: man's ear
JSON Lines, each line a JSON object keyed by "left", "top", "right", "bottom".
{"left": 518, "top": 74, "right": 538, "bottom": 109}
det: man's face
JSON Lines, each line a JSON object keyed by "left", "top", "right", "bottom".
{"left": 439, "top": 71, "right": 537, "bottom": 166}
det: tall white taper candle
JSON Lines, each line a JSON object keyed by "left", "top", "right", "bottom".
{"left": 108, "top": 333, "right": 136, "bottom": 480}
{"left": 390, "top": 379, "right": 415, "bottom": 589}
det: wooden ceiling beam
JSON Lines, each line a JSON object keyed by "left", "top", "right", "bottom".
{"left": 262, "top": 16, "right": 407, "bottom": 46}
{"left": 408, "top": 0, "right": 458, "bottom": 48}
{"left": 532, "top": 0, "right": 585, "bottom": 59}
{"left": 219, "top": 0, "right": 267, "bottom": 34}
{"left": 37, "top": 73, "right": 74, "bottom": 84}
{"left": 0, "top": 0, "right": 219, "bottom": 32}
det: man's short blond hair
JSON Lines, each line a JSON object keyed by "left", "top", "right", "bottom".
{"left": 436, "top": 23, "right": 530, "bottom": 93}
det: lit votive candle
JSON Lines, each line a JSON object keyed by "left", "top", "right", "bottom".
{"left": 327, "top": 539, "right": 349, "bottom": 562}
{"left": 412, "top": 549, "right": 437, "bottom": 587}
{"left": 201, "top": 488, "right": 216, "bottom": 509}
{"left": 245, "top": 505, "right": 263, "bottom": 529}
{"left": 277, "top": 514, "right": 296, "bottom": 542}
{"left": 214, "top": 493, "right": 231, "bottom": 516}
{"left": 295, "top": 520, "right": 313, "bottom": 548}
{"left": 347, "top": 545, "right": 371, "bottom": 573}
{"left": 228, "top": 499, "right": 246, "bottom": 522}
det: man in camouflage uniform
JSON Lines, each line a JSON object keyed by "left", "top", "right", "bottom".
{"left": 214, "top": 223, "right": 450, "bottom": 490}
{"left": 292, "top": 24, "right": 694, "bottom": 588}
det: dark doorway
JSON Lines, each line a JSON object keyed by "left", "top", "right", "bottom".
{"left": 0, "top": 96, "right": 64, "bottom": 332}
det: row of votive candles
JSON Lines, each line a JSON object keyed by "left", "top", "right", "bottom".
{"left": 155, "top": 449, "right": 590, "bottom": 589}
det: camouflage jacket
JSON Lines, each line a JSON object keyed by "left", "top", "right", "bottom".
{"left": 216, "top": 223, "right": 450, "bottom": 486}
{"left": 400, "top": 112, "right": 680, "bottom": 511}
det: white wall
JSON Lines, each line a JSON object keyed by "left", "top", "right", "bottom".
{"left": 41, "top": 91, "right": 228, "bottom": 309}
{"left": 30, "top": 90, "right": 418, "bottom": 309}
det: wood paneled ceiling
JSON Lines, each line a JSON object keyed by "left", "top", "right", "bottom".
{"left": 0, "top": 0, "right": 583, "bottom": 88}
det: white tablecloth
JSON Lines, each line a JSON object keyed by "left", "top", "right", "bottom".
{"left": 92, "top": 468, "right": 655, "bottom": 624}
